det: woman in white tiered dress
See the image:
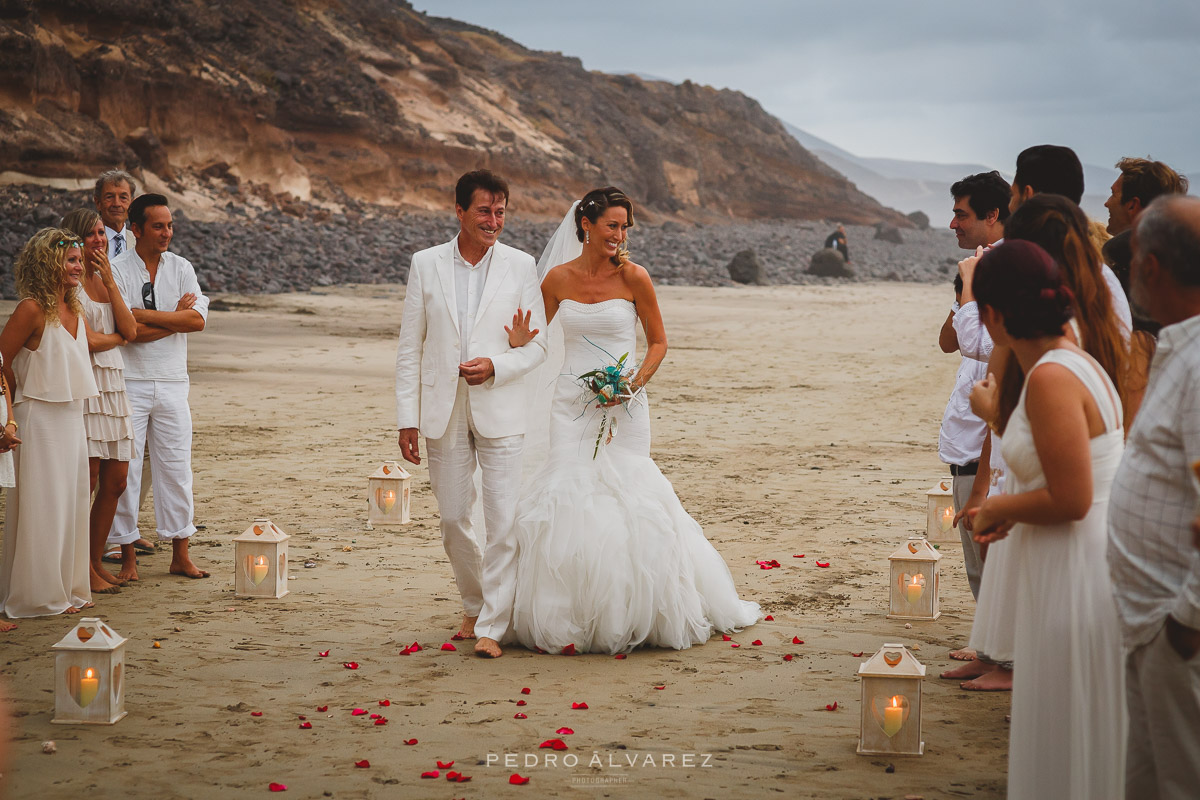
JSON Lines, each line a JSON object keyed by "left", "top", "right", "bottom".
{"left": 969, "top": 240, "right": 1125, "bottom": 800}
{"left": 505, "top": 188, "right": 761, "bottom": 655}
{"left": 62, "top": 209, "right": 137, "bottom": 591}
{"left": 0, "top": 229, "right": 99, "bottom": 619}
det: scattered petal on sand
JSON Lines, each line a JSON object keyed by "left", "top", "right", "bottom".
{"left": 561, "top": 644, "right": 576, "bottom": 656}
{"left": 783, "top": 654, "right": 795, "bottom": 662}
{"left": 440, "top": 643, "right": 457, "bottom": 651}
{"left": 539, "top": 739, "right": 568, "bottom": 751}
{"left": 654, "top": 685, "right": 666, "bottom": 690}
{"left": 509, "top": 774, "right": 530, "bottom": 785}
{"left": 815, "top": 561, "right": 830, "bottom": 568}
{"left": 516, "top": 700, "right": 527, "bottom": 707}
{"left": 404, "top": 739, "right": 418, "bottom": 746}
{"left": 825, "top": 701, "right": 839, "bottom": 711}
{"left": 420, "top": 771, "right": 439, "bottom": 779}
{"left": 793, "top": 636, "right": 804, "bottom": 645}
{"left": 268, "top": 783, "right": 287, "bottom": 792}
{"left": 374, "top": 718, "right": 388, "bottom": 726}
{"left": 352, "top": 708, "right": 367, "bottom": 716}
{"left": 342, "top": 662, "right": 359, "bottom": 670}
{"left": 454, "top": 774, "right": 472, "bottom": 783}
{"left": 751, "top": 640, "right": 763, "bottom": 646}
{"left": 764, "top": 615, "right": 774, "bottom": 621}
{"left": 571, "top": 702, "right": 589, "bottom": 710}
{"left": 438, "top": 761, "right": 455, "bottom": 769}
{"left": 400, "top": 641, "right": 422, "bottom": 655}
{"left": 793, "top": 554, "right": 805, "bottom": 558}
{"left": 299, "top": 722, "right": 312, "bottom": 729}
{"left": 521, "top": 688, "right": 531, "bottom": 695}
{"left": 354, "top": 760, "right": 369, "bottom": 768}
{"left": 851, "top": 651, "right": 864, "bottom": 658}
{"left": 378, "top": 699, "right": 390, "bottom": 707}
{"left": 446, "top": 771, "right": 460, "bottom": 781}
{"left": 369, "top": 714, "right": 380, "bottom": 720}
{"left": 318, "top": 650, "right": 329, "bottom": 657}
{"left": 722, "top": 635, "right": 732, "bottom": 642}
{"left": 556, "top": 727, "right": 574, "bottom": 735}
{"left": 316, "top": 706, "right": 328, "bottom": 712}
{"left": 298, "top": 715, "right": 307, "bottom": 721}
{"left": 614, "top": 654, "right": 627, "bottom": 660}
{"left": 514, "top": 713, "right": 527, "bottom": 719}
{"left": 450, "top": 633, "right": 465, "bottom": 641}
{"left": 731, "top": 643, "right": 741, "bottom": 648}
{"left": 250, "top": 711, "right": 263, "bottom": 717}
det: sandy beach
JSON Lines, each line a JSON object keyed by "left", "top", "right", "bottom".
{"left": 0, "top": 283, "right": 1009, "bottom": 799}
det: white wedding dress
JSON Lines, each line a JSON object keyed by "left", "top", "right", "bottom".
{"left": 508, "top": 298, "right": 762, "bottom": 654}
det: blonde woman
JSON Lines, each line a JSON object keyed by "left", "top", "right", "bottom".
{"left": 62, "top": 209, "right": 138, "bottom": 589}
{"left": 0, "top": 228, "right": 99, "bottom": 619}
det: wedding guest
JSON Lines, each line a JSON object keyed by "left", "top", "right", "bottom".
{"left": 823, "top": 224, "right": 849, "bottom": 262}
{"left": 0, "top": 360, "right": 17, "bottom": 633}
{"left": 108, "top": 194, "right": 210, "bottom": 579}
{"left": 1008, "top": 144, "right": 1085, "bottom": 212}
{"left": 62, "top": 209, "right": 137, "bottom": 590}
{"left": 1108, "top": 195, "right": 1200, "bottom": 800}
{"left": 971, "top": 240, "right": 1126, "bottom": 800}
{"left": 0, "top": 229, "right": 98, "bottom": 619}
{"left": 94, "top": 170, "right": 137, "bottom": 260}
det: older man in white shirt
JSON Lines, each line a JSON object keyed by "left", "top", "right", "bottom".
{"left": 109, "top": 193, "right": 210, "bottom": 580}
{"left": 1109, "top": 195, "right": 1200, "bottom": 800}
{"left": 93, "top": 169, "right": 137, "bottom": 260}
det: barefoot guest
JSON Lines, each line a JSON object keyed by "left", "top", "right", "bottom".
{"left": 108, "top": 194, "right": 211, "bottom": 579}
{"left": 0, "top": 229, "right": 98, "bottom": 618}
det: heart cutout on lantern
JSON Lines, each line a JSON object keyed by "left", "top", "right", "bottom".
{"left": 252, "top": 525, "right": 264, "bottom": 536}
{"left": 111, "top": 662, "right": 123, "bottom": 701}
{"left": 65, "top": 665, "right": 101, "bottom": 708}
{"left": 882, "top": 650, "right": 903, "bottom": 667}
{"left": 375, "top": 487, "right": 396, "bottom": 514}
{"left": 246, "top": 554, "right": 269, "bottom": 587}
{"left": 76, "top": 625, "right": 95, "bottom": 643}
{"left": 279, "top": 553, "right": 286, "bottom": 579}
{"left": 939, "top": 480, "right": 950, "bottom": 492}
{"left": 870, "top": 694, "right": 910, "bottom": 737}
{"left": 382, "top": 464, "right": 392, "bottom": 475}
{"left": 907, "top": 540, "right": 920, "bottom": 554}
{"left": 898, "top": 573, "right": 926, "bottom": 605}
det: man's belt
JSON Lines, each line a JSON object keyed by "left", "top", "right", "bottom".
{"left": 950, "top": 461, "right": 979, "bottom": 477}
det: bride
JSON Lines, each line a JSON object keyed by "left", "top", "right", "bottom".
{"left": 498, "top": 187, "right": 761, "bottom": 656}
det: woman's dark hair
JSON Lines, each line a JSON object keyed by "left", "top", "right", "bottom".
{"left": 974, "top": 241, "right": 1075, "bottom": 338}
{"left": 574, "top": 187, "right": 635, "bottom": 266}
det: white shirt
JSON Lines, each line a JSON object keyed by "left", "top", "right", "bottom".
{"left": 1108, "top": 314, "right": 1200, "bottom": 649}
{"left": 112, "top": 249, "right": 209, "bottom": 381}
{"left": 105, "top": 224, "right": 134, "bottom": 260}
{"left": 453, "top": 238, "right": 492, "bottom": 364}
{"left": 1100, "top": 263, "right": 1133, "bottom": 339}
{"left": 939, "top": 347, "right": 989, "bottom": 466}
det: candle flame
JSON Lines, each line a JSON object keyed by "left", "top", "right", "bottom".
{"left": 85, "top": 668, "right": 94, "bottom": 679}
{"left": 891, "top": 696, "right": 899, "bottom": 708}
{"left": 254, "top": 555, "right": 267, "bottom": 567}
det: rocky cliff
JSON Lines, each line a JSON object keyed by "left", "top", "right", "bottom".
{"left": 0, "top": 0, "right": 906, "bottom": 224}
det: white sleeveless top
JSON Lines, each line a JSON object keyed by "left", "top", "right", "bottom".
{"left": 12, "top": 315, "right": 99, "bottom": 404}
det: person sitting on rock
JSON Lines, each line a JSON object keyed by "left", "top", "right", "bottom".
{"left": 823, "top": 224, "right": 849, "bottom": 262}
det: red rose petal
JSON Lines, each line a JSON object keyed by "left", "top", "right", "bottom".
{"left": 343, "top": 662, "right": 359, "bottom": 670}
{"left": 455, "top": 775, "right": 472, "bottom": 783}
{"left": 513, "top": 713, "right": 527, "bottom": 719}
{"left": 351, "top": 708, "right": 367, "bottom": 716}
{"left": 510, "top": 774, "right": 530, "bottom": 785}
{"left": 268, "top": 783, "right": 287, "bottom": 792}
{"left": 438, "top": 761, "right": 455, "bottom": 769}
{"left": 793, "top": 554, "right": 805, "bottom": 558}
{"left": 556, "top": 727, "right": 574, "bottom": 735}
{"left": 445, "top": 771, "right": 460, "bottom": 781}
{"left": 614, "top": 654, "right": 627, "bottom": 660}
{"left": 250, "top": 711, "right": 263, "bottom": 717}
{"left": 369, "top": 713, "right": 380, "bottom": 720}
{"left": 450, "top": 633, "right": 465, "bottom": 641}
{"left": 521, "top": 687, "right": 531, "bottom": 695}
{"left": 815, "top": 561, "right": 830, "bottom": 568}
{"left": 764, "top": 615, "right": 774, "bottom": 621}
{"left": 825, "top": 701, "right": 839, "bottom": 711}
{"left": 731, "top": 643, "right": 741, "bottom": 648}
{"left": 539, "top": 739, "right": 568, "bottom": 750}
{"left": 440, "top": 643, "right": 457, "bottom": 651}
{"left": 562, "top": 644, "right": 576, "bottom": 656}
{"left": 318, "top": 650, "right": 330, "bottom": 657}
{"left": 420, "top": 771, "right": 439, "bottom": 779}
{"left": 571, "top": 702, "right": 588, "bottom": 710}
{"left": 792, "top": 636, "right": 803, "bottom": 644}
{"left": 404, "top": 739, "right": 418, "bottom": 745}
{"left": 378, "top": 699, "right": 390, "bottom": 707}
{"left": 654, "top": 685, "right": 666, "bottom": 690}
{"left": 516, "top": 700, "right": 527, "bottom": 706}
{"left": 316, "top": 705, "right": 328, "bottom": 712}
{"left": 751, "top": 640, "right": 763, "bottom": 646}
{"left": 374, "top": 718, "right": 388, "bottom": 726}
{"left": 354, "top": 759, "right": 370, "bottom": 768}
{"left": 851, "top": 651, "right": 864, "bottom": 658}
{"left": 783, "top": 654, "right": 794, "bottom": 662}
{"left": 722, "top": 634, "right": 732, "bottom": 641}
{"left": 299, "top": 722, "right": 312, "bottom": 729}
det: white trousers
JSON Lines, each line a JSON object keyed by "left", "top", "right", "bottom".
{"left": 1125, "top": 622, "right": 1200, "bottom": 800}
{"left": 425, "top": 379, "right": 523, "bottom": 641}
{"left": 109, "top": 379, "right": 197, "bottom": 544}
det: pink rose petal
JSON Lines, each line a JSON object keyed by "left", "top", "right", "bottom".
{"left": 438, "top": 761, "right": 455, "bottom": 769}
{"left": 268, "top": 783, "right": 287, "bottom": 792}
{"left": 722, "top": 635, "right": 732, "bottom": 642}
{"left": 250, "top": 711, "right": 263, "bottom": 717}
{"left": 378, "top": 699, "right": 390, "bottom": 707}
{"left": 731, "top": 643, "right": 741, "bottom": 648}
{"left": 571, "top": 702, "right": 588, "bottom": 710}
{"left": 440, "top": 643, "right": 457, "bottom": 651}
{"left": 450, "top": 633, "right": 465, "bottom": 641}
{"left": 556, "top": 727, "right": 574, "bottom": 735}
{"left": 514, "top": 713, "right": 527, "bottom": 719}
{"left": 751, "top": 640, "right": 763, "bottom": 646}
{"left": 318, "top": 650, "right": 330, "bottom": 657}
{"left": 825, "top": 701, "right": 838, "bottom": 711}
{"left": 369, "top": 714, "right": 380, "bottom": 720}
{"left": 404, "top": 739, "right": 418, "bottom": 745}
{"left": 374, "top": 717, "right": 388, "bottom": 726}
{"left": 539, "top": 739, "right": 568, "bottom": 751}
{"left": 342, "top": 662, "right": 359, "bottom": 670}
{"left": 510, "top": 774, "right": 530, "bottom": 785}
{"left": 351, "top": 708, "right": 367, "bottom": 716}
{"left": 455, "top": 774, "right": 472, "bottom": 783}
{"left": 420, "top": 770, "right": 439, "bottom": 779}
{"left": 354, "top": 759, "right": 369, "bottom": 768}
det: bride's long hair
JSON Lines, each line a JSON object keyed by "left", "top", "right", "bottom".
{"left": 574, "top": 187, "right": 635, "bottom": 267}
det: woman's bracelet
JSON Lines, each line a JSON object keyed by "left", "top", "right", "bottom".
{"left": 5, "top": 420, "right": 16, "bottom": 429}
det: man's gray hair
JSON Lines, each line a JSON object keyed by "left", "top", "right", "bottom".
{"left": 1137, "top": 195, "right": 1200, "bottom": 288}
{"left": 93, "top": 169, "right": 138, "bottom": 201}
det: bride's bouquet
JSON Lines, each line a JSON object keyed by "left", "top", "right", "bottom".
{"left": 575, "top": 338, "right": 641, "bottom": 459}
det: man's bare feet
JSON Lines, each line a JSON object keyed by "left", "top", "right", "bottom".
{"left": 0, "top": 620, "right": 16, "bottom": 632}
{"left": 99, "top": 568, "right": 126, "bottom": 586}
{"left": 474, "top": 637, "right": 502, "bottom": 658}
{"left": 961, "top": 667, "right": 1013, "bottom": 691}
{"left": 949, "top": 647, "right": 977, "bottom": 661}
{"left": 940, "top": 658, "right": 994, "bottom": 680}
{"left": 457, "top": 615, "right": 478, "bottom": 640}
{"left": 168, "top": 538, "right": 210, "bottom": 579}
{"left": 90, "top": 566, "right": 121, "bottom": 594}
{"left": 116, "top": 543, "right": 139, "bottom": 581}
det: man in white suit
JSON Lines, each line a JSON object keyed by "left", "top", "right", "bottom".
{"left": 395, "top": 170, "right": 547, "bottom": 658}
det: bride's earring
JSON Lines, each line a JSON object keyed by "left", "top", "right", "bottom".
{"left": 586, "top": 230, "right": 590, "bottom": 244}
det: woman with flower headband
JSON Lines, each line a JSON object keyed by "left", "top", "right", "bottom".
{"left": 0, "top": 228, "right": 99, "bottom": 620}
{"left": 499, "top": 187, "right": 761, "bottom": 656}
{"left": 62, "top": 208, "right": 138, "bottom": 592}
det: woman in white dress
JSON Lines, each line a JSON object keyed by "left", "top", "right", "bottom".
{"left": 504, "top": 188, "right": 761, "bottom": 655}
{"left": 0, "top": 229, "right": 99, "bottom": 619}
{"left": 0, "top": 356, "right": 18, "bottom": 632}
{"left": 969, "top": 240, "right": 1126, "bottom": 800}
{"left": 62, "top": 209, "right": 137, "bottom": 591}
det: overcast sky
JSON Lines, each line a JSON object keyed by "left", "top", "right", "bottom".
{"left": 414, "top": 0, "right": 1200, "bottom": 174}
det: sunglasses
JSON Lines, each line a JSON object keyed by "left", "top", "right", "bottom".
{"left": 142, "top": 281, "right": 156, "bottom": 310}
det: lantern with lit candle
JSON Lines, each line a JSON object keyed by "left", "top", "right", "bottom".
{"left": 52, "top": 617, "right": 127, "bottom": 725}
{"left": 887, "top": 537, "right": 941, "bottom": 621}
{"left": 857, "top": 642, "right": 925, "bottom": 756}
{"left": 925, "top": 478, "right": 958, "bottom": 544}
{"left": 233, "top": 518, "right": 290, "bottom": 599}
{"left": 367, "top": 461, "right": 411, "bottom": 528}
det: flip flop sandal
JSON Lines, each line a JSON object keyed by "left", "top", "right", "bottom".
{"left": 101, "top": 551, "right": 135, "bottom": 565}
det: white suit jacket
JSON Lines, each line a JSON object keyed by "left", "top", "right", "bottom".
{"left": 395, "top": 238, "right": 548, "bottom": 440}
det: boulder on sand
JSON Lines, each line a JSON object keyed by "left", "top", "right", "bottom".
{"left": 727, "top": 249, "right": 766, "bottom": 285}
{"left": 808, "top": 248, "right": 853, "bottom": 278}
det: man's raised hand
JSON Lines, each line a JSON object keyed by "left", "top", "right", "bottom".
{"left": 505, "top": 308, "right": 539, "bottom": 348}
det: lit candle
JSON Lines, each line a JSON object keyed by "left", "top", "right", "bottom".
{"left": 882, "top": 696, "right": 904, "bottom": 737}
{"left": 906, "top": 576, "right": 923, "bottom": 606}
{"left": 381, "top": 490, "right": 396, "bottom": 514}
{"left": 79, "top": 667, "right": 99, "bottom": 708}
{"left": 940, "top": 505, "right": 954, "bottom": 531}
{"left": 252, "top": 555, "right": 269, "bottom": 586}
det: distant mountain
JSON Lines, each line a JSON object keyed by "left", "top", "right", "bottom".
{"left": 785, "top": 122, "right": 1114, "bottom": 223}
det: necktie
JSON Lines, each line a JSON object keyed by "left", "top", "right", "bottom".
{"left": 114, "top": 233, "right": 124, "bottom": 256}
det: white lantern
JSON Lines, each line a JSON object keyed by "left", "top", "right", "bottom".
{"left": 233, "top": 518, "right": 290, "bottom": 599}
{"left": 52, "top": 617, "right": 127, "bottom": 725}
{"left": 367, "top": 461, "right": 411, "bottom": 528}
{"left": 857, "top": 643, "right": 926, "bottom": 756}
{"left": 887, "top": 537, "right": 941, "bottom": 621}
{"left": 925, "top": 477, "right": 958, "bottom": 543}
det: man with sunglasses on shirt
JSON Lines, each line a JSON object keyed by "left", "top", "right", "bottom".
{"left": 109, "top": 193, "right": 211, "bottom": 579}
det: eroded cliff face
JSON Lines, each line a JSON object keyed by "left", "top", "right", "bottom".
{"left": 0, "top": 0, "right": 907, "bottom": 224}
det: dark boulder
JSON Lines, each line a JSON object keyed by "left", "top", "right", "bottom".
{"left": 727, "top": 248, "right": 766, "bottom": 284}
{"left": 906, "top": 210, "right": 930, "bottom": 230}
{"left": 873, "top": 224, "right": 904, "bottom": 244}
{"left": 808, "top": 247, "right": 853, "bottom": 278}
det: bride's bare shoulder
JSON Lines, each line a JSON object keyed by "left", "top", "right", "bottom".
{"left": 620, "top": 261, "right": 653, "bottom": 287}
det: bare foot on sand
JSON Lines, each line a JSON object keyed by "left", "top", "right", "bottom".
{"left": 949, "top": 647, "right": 977, "bottom": 661}
{"left": 940, "top": 658, "right": 993, "bottom": 680}
{"left": 0, "top": 620, "right": 16, "bottom": 632}
{"left": 474, "top": 637, "right": 502, "bottom": 658}
{"left": 168, "top": 539, "right": 210, "bottom": 579}
{"left": 65, "top": 606, "right": 81, "bottom": 614}
{"left": 116, "top": 564, "right": 140, "bottom": 582}
{"left": 457, "top": 615, "right": 478, "bottom": 640}
{"left": 962, "top": 668, "right": 1013, "bottom": 691}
